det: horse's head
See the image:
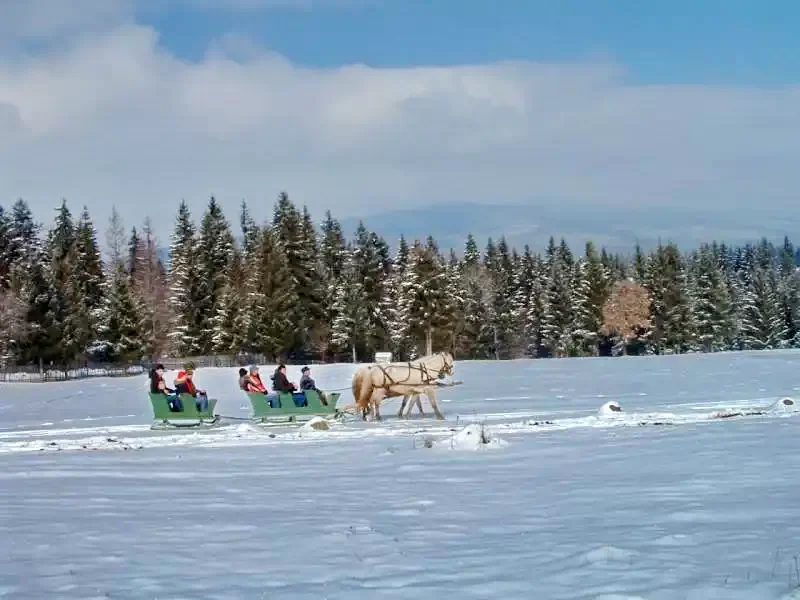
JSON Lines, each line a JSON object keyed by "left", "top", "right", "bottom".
{"left": 436, "top": 352, "right": 455, "bottom": 379}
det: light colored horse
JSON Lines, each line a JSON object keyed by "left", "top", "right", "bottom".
{"left": 351, "top": 352, "right": 455, "bottom": 421}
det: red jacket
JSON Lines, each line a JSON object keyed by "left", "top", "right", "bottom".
{"left": 247, "top": 374, "right": 266, "bottom": 393}
{"left": 175, "top": 370, "right": 198, "bottom": 395}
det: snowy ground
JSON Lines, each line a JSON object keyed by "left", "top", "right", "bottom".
{"left": 3, "top": 352, "right": 800, "bottom": 598}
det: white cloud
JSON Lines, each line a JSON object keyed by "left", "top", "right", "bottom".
{"left": 0, "top": 0, "right": 133, "bottom": 44}
{"left": 0, "top": 19, "right": 799, "bottom": 244}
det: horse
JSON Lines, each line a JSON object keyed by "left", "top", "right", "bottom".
{"left": 350, "top": 352, "right": 455, "bottom": 421}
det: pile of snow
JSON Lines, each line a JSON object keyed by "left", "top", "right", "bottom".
{"left": 769, "top": 397, "right": 797, "bottom": 414}
{"left": 302, "top": 416, "right": 330, "bottom": 431}
{"left": 598, "top": 400, "right": 623, "bottom": 417}
{"left": 439, "top": 423, "right": 507, "bottom": 451}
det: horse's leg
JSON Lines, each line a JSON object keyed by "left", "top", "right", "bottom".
{"left": 357, "top": 378, "right": 374, "bottom": 421}
{"left": 411, "top": 394, "right": 424, "bottom": 418}
{"left": 397, "top": 395, "right": 409, "bottom": 418}
{"left": 428, "top": 388, "right": 445, "bottom": 420}
{"left": 371, "top": 389, "right": 386, "bottom": 422}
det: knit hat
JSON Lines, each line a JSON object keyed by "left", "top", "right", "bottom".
{"left": 301, "top": 366, "right": 310, "bottom": 373}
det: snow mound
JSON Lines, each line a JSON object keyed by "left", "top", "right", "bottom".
{"left": 583, "top": 545, "right": 637, "bottom": 565}
{"left": 439, "top": 424, "right": 507, "bottom": 451}
{"left": 302, "top": 417, "right": 330, "bottom": 431}
{"left": 598, "top": 401, "right": 623, "bottom": 417}
{"left": 769, "top": 397, "right": 797, "bottom": 414}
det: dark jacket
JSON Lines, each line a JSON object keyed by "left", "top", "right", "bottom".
{"left": 150, "top": 370, "right": 174, "bottom": 395}
{"left": 272, "top": 369, "right": 296, "bottom": 392}
{"left": 300, "top": 373, "right": 317, "bottom": 391}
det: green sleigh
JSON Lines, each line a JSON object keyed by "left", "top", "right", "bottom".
{"left": 245, "top": 389, "right": 341, "bottom": 423}
{"left": 147, "top": 388, "right": 341, "bottom": 428}
{"left": 148, "top": 393, "right": 220, "bottom": 430}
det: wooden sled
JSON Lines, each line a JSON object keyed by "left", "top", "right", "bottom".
{"left": 246, "top": 389, "right": 341, "bottom": 424}
{"left": 149, "top": 392, "right": 220, "bottom": 430}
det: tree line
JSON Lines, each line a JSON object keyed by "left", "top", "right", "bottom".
{"left": 0, "top": 193, "right": 798, "bottom": 368}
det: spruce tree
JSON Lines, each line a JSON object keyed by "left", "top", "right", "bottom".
{"left": 197, "top": 196, "right": 234, "bottom": 353}
{"left": 0, "top": 205, "right": 10, "bottom": 289}
{"left": 456, "top": 234, "right": 493, "bottom": 358}
{"left": 646, "top": 243, "right": 693, "bottom": 353}
{"left": 540, "top": 239, "right": 574, "bottom": 357}
{"left": 127, "top": 227, "right": 140, "bottom": 277}
{"left": 272, "top": 192, "right": 321, "bottom": 357}
{"left": 246, "top": 227, "right": 293, "bottom": 360}
{"left": 17, "top": 257, "right": 65, "bottom": 366}
{"left": 8, "top": 199, "right": 40, "bottom": 267}
{"left": 351, "top": 222, "right": 390, "bottom": 356}
{"left": 398, "top": 237, "right": 449, "bottom": 356}
{"left": 69, "top": 207, "right": 106, "bottom": 359}
{"left": 212, "top": 247, "right": 246, "bottom": 354}
{"left": 240, "top": 200, "right": 260, "bottom": 262}
{"left": 330, "top": 246, "right": 368, "bottom": 362}
{"left": 740, "top": 267, "right": 787, "bottom": 349}
{"left": 690, "top": 245, "right": 733, "bottom": 352}
{"left": 382, "top": 235, "right": 412, "bottom": 359}
{"left": 167, "top": 201, "right": 203, "bottom": 356}
{"left": 96, "top": 265, "right": 144, "bottom": 361}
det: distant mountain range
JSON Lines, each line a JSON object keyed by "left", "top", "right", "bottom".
{"left": 156, "top": 201, "right": 798, "bottom": 265}
{"left": 339, "top": 201, "right": 798, "bottom": 256}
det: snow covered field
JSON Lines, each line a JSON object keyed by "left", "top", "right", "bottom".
{"left": 3, "top": 352, "right": 800, "bottom": 598}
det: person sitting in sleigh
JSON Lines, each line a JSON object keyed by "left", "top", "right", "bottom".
{"left": 150, "top": 363, "right": 182, "bottom": 411}
{"left": 174, "top": 362, "right": 209, "bottom": 412}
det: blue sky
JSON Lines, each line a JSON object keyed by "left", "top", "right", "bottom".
{"left": 0, "top": 0, "right": 799, "bottom": 248}
{"left": 141, "top": 0, "right": 800, "bottom": 84}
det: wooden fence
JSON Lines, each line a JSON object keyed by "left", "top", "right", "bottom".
{"left": 0, "top": 353, "right": 329, "bottom": 383}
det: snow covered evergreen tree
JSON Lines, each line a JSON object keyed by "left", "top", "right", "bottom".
{"left": 246, "top": 227, "right": 294, "bottom": 360}
{"left": 739, "top": 267, "right": 787, "bottom": 349}
{"left": 351, "top": 222, "right": 390, "bottom": 357}
{"left": 330, "top": 246, "right": 369, "bottom": 362}
{"left": 689, "top": 245, "right": 733, "bottom": 352}
{"left": 382, "top": 235, "right": 412, "bottom": 359}
{"left": 455, "top": 234, "right": 494, "bottom": 358}
{"left": 68, "top": 207, "right": 106, "bottom": 359}
{"left": 540, "top": 238, "right": 574, "bottom": 357}
{"left": 0, "top": 205, "right": 10, "bottom": 290}
{"left": 646, "top": 243, "right": 693, "bottom": 353}
{"left": 167, "top": 201, "right": 203, "bottom": 356}
{"left": 319, "top": 210, "right": 347, "bottom": 358}
{"left": 239, "top": 200, "right": 260, "bottom": 262}
{"left": 95, "top": 264, "right": 144, "bottom": 361}
{"left": 197, "top": 196, "right": 234, "bottom": 353}
{"left": 272, "top": 192, "right": 322, "bottom": 357}
{"left": 211, "top": 247, "right": 246, "bottom": 354}
{"left": 398, "top": 237, "right": 449, "bottom": 356}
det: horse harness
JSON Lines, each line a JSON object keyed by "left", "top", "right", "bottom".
{"left": 373, "top": 356, "right": 452, "bottom": 391}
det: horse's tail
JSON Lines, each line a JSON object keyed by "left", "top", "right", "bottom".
{"left": 354, "top": 367, "right": 376, "bottom": 412}
{"left": 351, "top": 369, "right": 362, "bottom": 406}
{"left": 352, "top": 368, "right": 369, "bottom": 409}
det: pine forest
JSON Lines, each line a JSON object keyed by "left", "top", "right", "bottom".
{"left": 1, "top": 194, "right": 799, "bottom": 368}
